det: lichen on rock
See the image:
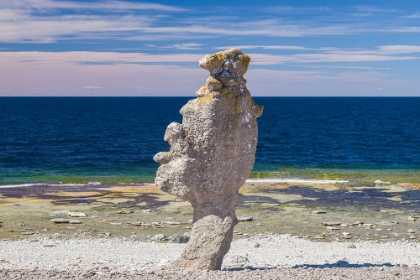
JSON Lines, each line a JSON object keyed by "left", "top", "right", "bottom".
{"left": 154, "top": 48, "right": 263, "bottom": 270}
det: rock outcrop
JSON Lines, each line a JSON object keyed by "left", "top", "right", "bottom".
{"left": 153, "top": 48, "right": 263, "bottom": 270}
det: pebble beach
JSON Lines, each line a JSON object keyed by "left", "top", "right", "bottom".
{"left": 1, "top": 235, "right": 420, "bottom": 279}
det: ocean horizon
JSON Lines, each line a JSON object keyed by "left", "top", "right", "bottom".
{"left": 1, "top": 96, "right": 420, "bottom": 187}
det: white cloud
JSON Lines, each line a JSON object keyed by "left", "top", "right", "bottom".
{"left": 2, "top": 0, "right": 186, "bottom": 12}
{"left": 217, "top": 45, "right": 310, "bottom": 51}
{"left": 247, "top": 69, "right": 420, "bottom": 96}
{"left": 1, "top": 50, "right": 419, "bottom": 97}
{"left": 163, "top": 43, "right": 203, "bottom": 50}
{"left": 0, "top": 51, "right": 201, "bottom": 65}
{"left": 2, "top": 1, "right": 420, "bottom": 44}
{"left": 355, "top": 6, "right": 399, "bottom": 13}
{"left": 377, "top": 45, "right": 420, "bottom": 53}
{"left": 405, "top": 13, "right": 420, "bottom": 19}
{"left": 250, "top": 49, "right": 417, "bottom": 65}
{"left": 82, "top": 86, "right": 104, "bottom": 89}
{"left": 261, "top": 6, "right": 331, "bottom": 13}
{"left": 385, "top": 26, "right": 420, "bottom": 33}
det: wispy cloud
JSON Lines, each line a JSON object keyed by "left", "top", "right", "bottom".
{"left": 355, "top": 6, "right": 400, "bottom": 13}
{"left": 0, "top": 51, "right": 201, "bottom": 65}
{"left": 249, "top": 45, "right": 420, "bottom": 65}
{"left": 3, "top": 0, "right": 186, "bottom": 12}
{"left": 0, "top": 0, "right": 185, "bottom": 43}
{"left": 261, "top": 6, "right": 331, "bottom": 13}
{"left": 3, "top": 45, "right": 419, "bottom": 68}
{"left": 2, "top": 1, "right": 420, "bottom": 44}
{"left": 377, "top": 45, "right": 420, "bottom": 53}
{"left": 216, "top": 45, "right": 310, "bottom": 51}
{"left": 162, "top": 43, "right": 203, "bottom": 50}
{"left": 1, "top": 49, "right": 419, "bottom": 96}
{"left": 405, "top": 13, "right": 420, "bottom": 19}
{"left": 247, "top": 69, "right": 420, "bottom": 96}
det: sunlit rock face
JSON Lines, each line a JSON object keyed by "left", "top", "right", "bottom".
{"left": 154, "top": 48, "right": 263, "bottom": 270}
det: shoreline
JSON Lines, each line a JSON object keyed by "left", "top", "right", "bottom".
{"left": 0, "top": 178, "right": 350, "bottom": 189}
{"left": 0, "top": 181, "right": 418, "bottom": 242}
{"left": 1, "top": 177, "right": 420, "bottom": 189}
{"left": 2, "top": 166, "right": 420, "bottom": 188}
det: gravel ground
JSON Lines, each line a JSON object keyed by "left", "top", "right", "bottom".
{"left": 1, "top": 234, "right": 420, "bottom": 279}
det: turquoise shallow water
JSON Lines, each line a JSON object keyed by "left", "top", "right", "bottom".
{"left": 1, "top": 97, "right": 420, "bottom": 186}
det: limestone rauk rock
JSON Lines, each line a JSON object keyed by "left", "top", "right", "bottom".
{"left": 153, "top": 48, "right": 263, "bottom": 270}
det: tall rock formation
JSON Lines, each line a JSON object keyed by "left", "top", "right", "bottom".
{"left": 153, "top": 48, "right": 263, "bottom": 270}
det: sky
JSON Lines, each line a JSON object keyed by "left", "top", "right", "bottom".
{"left": 1, "top": 0, "right": 420, "bottom": 96}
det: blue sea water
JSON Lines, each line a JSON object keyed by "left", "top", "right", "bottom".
{"left": 1, "top": 97, "right": 420, "bottom": 186}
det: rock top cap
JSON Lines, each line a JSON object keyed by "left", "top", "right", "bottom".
{"left": 199, "top": 48, "right": 250, "bottom": 87}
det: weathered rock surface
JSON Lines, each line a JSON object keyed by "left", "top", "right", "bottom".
{"left": 154, "top": 48, "right": 263, "bottom": 270}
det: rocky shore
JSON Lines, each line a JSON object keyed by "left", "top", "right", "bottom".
{"left": 1, "top": 181, "right": 419, "bottom": 279}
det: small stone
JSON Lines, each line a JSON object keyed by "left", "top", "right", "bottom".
{"left": 353, "top": 221, "right": 364, "bottom": 225}
{"left": 378, "top": 221, "right": 394, "bottom": 226}
{"left": 130, "top": 222, "right": 144, "bottom": 226}
{"left": 113, "top": 209, "right": 132, "bottom": 214}
{"left": 407, "top": 229, "right": 417, "bottom": 233}
{"left": 67, "top": 212, "right": 87, "bottom": 217}
{"left": 322, "top": 221, "right": 341, "bottom": 226}
{"left": 110, "top": 222, "right": 122, "bottom": 225}
{"left": 409, "top": 236, "right": 416, "bottom": 239}
{"left": 314, "top": 235, "right": 326, "bottom": 239}
{"left": 312, "top": 210, "right": 327, "bottom": 214}
{"left": 342, "top": 232, "right": 351, "bottom": 236}
{"left": 21, "top": 232, "right": 35, "bottom": 235}
{"left": 326, "top": 226, "right": 340, "bottom": 230}
{"left": 253, "top": 242, "right": 260, "bottom": 248}
{"left": 238, "top": 217, "right": 253, "bottom": 222}
{"left": 51, "top": 218, "right": 70, "bottom": 224}
{"left": 151, "top": 234, "right": 166, "bottom": 241}
{"left": 159, "top": 259, "right": 170, "bottom": 266}
{"left": 408, "top": 216, "right": 418, "bottom": 221}
{"left": 69, "top": 220, "right": 81, "bottom": 224}
{"left": 169, "top": 235, "right": 190, "bottom": 243}
{"left": 164, "top": 221, "right": 181, "bottom": 225}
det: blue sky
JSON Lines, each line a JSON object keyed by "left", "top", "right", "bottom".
{"left": 1, "top": 0, "right": 420, "bottom": 96}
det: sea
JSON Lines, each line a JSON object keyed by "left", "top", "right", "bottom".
{"left": 1, "top": 97, "right": 420, "bottom": 187}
